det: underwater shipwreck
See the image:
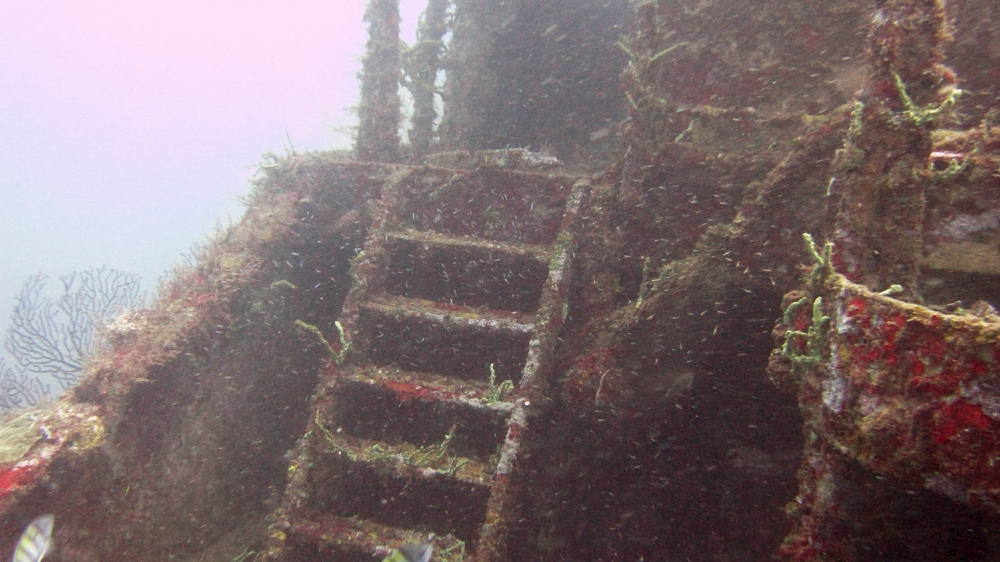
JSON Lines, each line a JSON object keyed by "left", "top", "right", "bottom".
{"left": 4, "top": 0, "right": 1000, "bottom": 560}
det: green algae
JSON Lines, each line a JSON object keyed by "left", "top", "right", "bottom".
{"left": 0, "top": 411, "right": 42, "bottom": 464}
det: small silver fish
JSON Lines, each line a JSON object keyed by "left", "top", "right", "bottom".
{"left": 381, "top": 542, "right": 432, "bottom": 562}
{"left": 12, "top": 515, "right": 54, "bottom": 562}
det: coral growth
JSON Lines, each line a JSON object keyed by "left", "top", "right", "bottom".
{"left": 1, "top": 0, "right": 999, "bottom": 561}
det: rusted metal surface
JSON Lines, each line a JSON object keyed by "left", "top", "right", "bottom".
{"left": 0, "top": 1, "right": 998, "bottom": 561}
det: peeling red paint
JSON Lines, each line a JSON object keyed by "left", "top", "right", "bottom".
{"left": 932, "top": 401, "right": 992, "bottom": 444}
{"left": 0, "top": 458, "right": 45, "bottom": 503}
{"left": 383, "top": 380, "right": 438, "bottom": 402}
{"left": 778, "top": 266, "right": 1000, "bottom": 559}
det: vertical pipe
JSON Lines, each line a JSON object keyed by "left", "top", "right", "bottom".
{"left": 404, "top": 0, "right": 450, "bottom": 157}
{"left": 356, "top": 0, "right": 401, "bottom": 163}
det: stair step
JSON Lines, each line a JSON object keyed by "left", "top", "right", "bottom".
{"left": 343, "top": 364, "right": 517, "bottom": 408}
{"left": 328, "top": 365, "right": 513, "bottom": 461}
{"left": 305, "top": 433, "right": 493, "bottom": 542}
{"left": 310, "top": 431, "right": 494, "bottom": 486}
{"left": 396, "top": 170, "right": 578, "bottom": 245}
{"left": 283, "top": 512, "right": 466, "bottom": 562}
{"left": 357, "top": 296, "right": 533, "bottom": 382}
{"left": 367, "top": 294, "right": 536, "bottom": 329}
{"left": 387, "top": 229, "right": 550, "bottom": 260}
{"left": 383, "top": 230, "right": 550, "bottom": 314}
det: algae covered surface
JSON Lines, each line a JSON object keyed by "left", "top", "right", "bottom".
{"left": 0, "top": 412, "right": 41, "bottom": 465}
{"left": 3, "top": 1, "right": 1000, "bottom": 561}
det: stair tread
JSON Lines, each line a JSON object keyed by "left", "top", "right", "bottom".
{"left": 341, "top": 365, "right": 517, "bottom": 412}
{"left": 325, "top": 365, "right": 514, "bottom": 462}
{"left": 362, "top": 294, "right": 536, "bottom": 332}
{"left": 387, "top": 229, "right": 550, "bottom": 260}
{"left": 382, "top": 229, "right": 553, "bottom": 313}
{"left": 312, "top": 429, "right": 496, "bottom": 488}
{"left": 285, "top": 512, "right": 466, "bottom": 561}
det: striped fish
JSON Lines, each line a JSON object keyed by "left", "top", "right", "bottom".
{"left": 381, "top": 542, "right": 432, "bottom": 562}
{"left": 12, "top": 515, "right": 53, "bottom": 562}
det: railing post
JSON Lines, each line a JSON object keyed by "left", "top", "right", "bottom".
{"left": 831, "top": 0, "right": 955, "bottom": 297}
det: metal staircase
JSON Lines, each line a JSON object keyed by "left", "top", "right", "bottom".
{"left": 266, "top": 165, "right": 588, "bottom": 562}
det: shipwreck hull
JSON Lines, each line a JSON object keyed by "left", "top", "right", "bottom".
{"left": 774, "top": 270, "right": 1000, "bottom": 559}
{"left": 1, "top": 0, "right": 1000, "bottom": 560}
